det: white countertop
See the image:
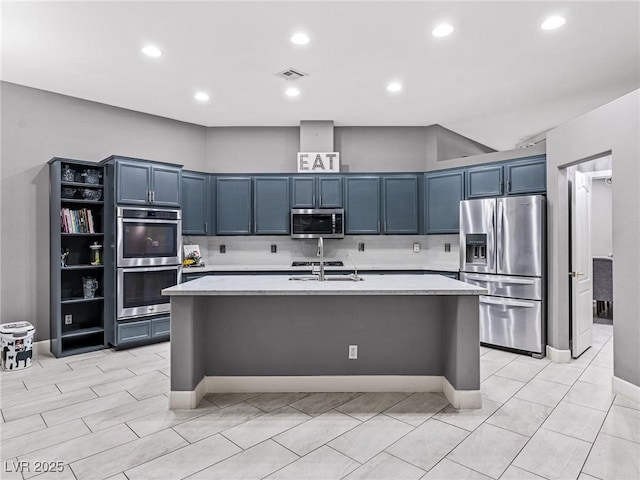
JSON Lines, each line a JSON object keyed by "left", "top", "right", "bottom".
{"left": 163, "top": 274, "right": 486, "bottom": 296}
{"left": 182, "top": 262, "right": 459, "bottom": 274}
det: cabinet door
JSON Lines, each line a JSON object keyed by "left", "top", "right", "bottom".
{"left": 291, "top": 177, "right": 315, "bottom": 208}
{"left": 116, "top": 161, "right": 150, "bottom": 205}
{"left": 151, "top": 165, "right": 181, "bottom": 207}
{"left": 382, "top": 176, "right": 418, "bottom": 234}
{"left": 181, "top": 171, "right": 209, "bottom": 235}
{"left": 505, "top": 156, "right": 546, "bottom": 195}
{"left": 425, "top": 170, "right": 465, "bottom": 234}
{"left": 345, "top": 176, "right": 381, "bottom": 234}
{"left": 216, "top": 177, "right": 252, "bottom": 235}
{"left": 318, "top": 176, "right": 343, "bottom": 207}
{"left": 254, "top": 177, "right": 290, "bottom": 234}
{"left": 466, "top": 165, "right": 503, "bottom": 198}
{"left": 151, "top": 316, "right": 170, "bottom": 337}
{"left": 117, "top": 319, "right": 151, "bottom": 345}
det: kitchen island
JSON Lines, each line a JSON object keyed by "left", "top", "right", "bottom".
{"left": 163, "top": 274, "right": 486, "bottom": 409}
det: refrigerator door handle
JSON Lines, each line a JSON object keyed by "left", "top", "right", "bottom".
{"left": 479, "top": 295, "right": 536, "bottom": 308}
{"left": 496, "top": 199, "right": 504, "bottom": 272}
{"left": 466, "top": 274, "right": 535, "bottom": 285}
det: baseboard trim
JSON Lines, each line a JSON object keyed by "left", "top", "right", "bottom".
{"left": 169, "top": 377, "right": 206, "bottom": 409}
{"left": 612, "top": 375, "right": 640, "bottom": 404}
{"left": 546, "top": 345, "right": 571, "bottom": 363}
{"left": 204, "top": 375, "right": 443, "bottom": 394}
{"left": 443, "top": 377, "right": 482, "bottom": 409}
{"left": 170, "top": 375, "right": 483, "bottom": 410}
{"left": 33, "top": 340, "right": 51, "bottom": 355}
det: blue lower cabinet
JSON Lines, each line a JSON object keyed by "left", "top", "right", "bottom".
{"left": 151, "top": 316, "right": 170, "bottom": 337}
{"left": 117, "top": 317, "right": 170, "bottom": 345}
{"left": 117, "top": 320, "right": 151, "bottom": 345}
{"left": 345, "top": 176, "right": 381, "bottom": 234}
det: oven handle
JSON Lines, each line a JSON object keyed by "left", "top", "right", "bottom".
{"left": 118, "top": 265, "right": 181, "bottom": 273}
{"left": 479, "top": 295, "right": 536, "bottom": 308}
{"left": 120, "top": 218, "right": 181, "bottom": 225}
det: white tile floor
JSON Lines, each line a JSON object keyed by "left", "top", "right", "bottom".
{"left": 1, "top": 324, "right": 639, "bottom": 480}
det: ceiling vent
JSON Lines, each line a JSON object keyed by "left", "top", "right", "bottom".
{"left": 276, "top": 68, "right": 308, "bottom": 80}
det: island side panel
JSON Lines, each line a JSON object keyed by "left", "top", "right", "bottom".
{"left": 441, "top": 295, "right": 480, "bottom": 390}
{"left": 203, "top": 295, "right": 444, "bottom": 376}
{"left": 170, "top": 296, "right": 206, "bottom": 391}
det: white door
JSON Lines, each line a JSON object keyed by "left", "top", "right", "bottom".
{"left": 571, "top": 170, "right": 593, "bottom": 357}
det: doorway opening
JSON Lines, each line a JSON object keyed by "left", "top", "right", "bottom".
{"left": 567, "top": 154, "right": 613, "bottom": 358}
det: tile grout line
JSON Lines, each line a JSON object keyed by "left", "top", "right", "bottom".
{"left": 476, "top": 340, "right": 610, "bottom": 479}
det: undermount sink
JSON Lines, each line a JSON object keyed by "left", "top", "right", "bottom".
{"left": 288, "top": 274, "right": 364, "bottom": 282}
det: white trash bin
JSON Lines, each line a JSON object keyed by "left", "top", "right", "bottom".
{"left": 1, "top": 322, "right": 35, "bottom": 371}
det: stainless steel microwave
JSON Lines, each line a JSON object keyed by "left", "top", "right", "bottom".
{"left": 290, "top": 208, "right": 344, "bottom": 239}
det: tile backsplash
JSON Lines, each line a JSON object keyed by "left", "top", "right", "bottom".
{"left": 182, "top": 234, "right": 460, "bottom": 269}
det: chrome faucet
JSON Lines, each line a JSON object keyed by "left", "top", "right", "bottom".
{"left": 317, "top": 237, "right": 325, "bottom": 281}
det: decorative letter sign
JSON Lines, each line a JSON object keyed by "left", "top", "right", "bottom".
{"left": 297, "top": 152, "right": 340, "bottom": 173}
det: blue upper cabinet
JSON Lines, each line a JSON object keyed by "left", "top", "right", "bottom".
{"left": 345, "top": 176, "right": 381, "bottom": 234}
{"left": 116, "top": 159, "right": 181, "bottom": 207}
{"left": 291, "top": 177, "right": 315, "bottom": 208}
{"left": 117, "top": 160, "right": 150, "bottom": 205}
{"left": 181, "top": 171, "right": 209, "bottom": 235}
{"left": 216, "top": 177, "right": 252, "bottom": 235}
{"left": 151, "top": 165, "right": 181, "bottom": 207}
{"left": 291, "top": 176, "right": 343, "bottom": 208}
{"left": 466, "top": 164, "right": 503, "bottom": 198}
{"left": 425, "top": 170, "right": 465, "bottom": 234}
{"left": 254, "top": 177, "right": 290, "bottom": 235}
{"left": 317, "top": 176, "right": 343, "bottom": 207}
{"left": 505, "top": 156, "right": 546, "bottom": 195}
{"left": 382, "top": 175, "right": 419, "bottom": 234}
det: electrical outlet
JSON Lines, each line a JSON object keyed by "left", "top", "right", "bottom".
{"left": 220, "top": 244, "right": 226, "bottom": 254}
{"left": 358, "top": 242, "right": 365, "bottom": 252}
{"left": 348, "top": 344, "right": 358, "bottom": 359}
{"left": 64, "top": 314, "right": 72, "bottom": 325}
{"left": 444, "top": 243, "right": 451, "bottom": 252}
{"left": 413, "top": 243, "right": 420, "bottom": 253}
{"left": 271, "top": 244, "right": 277, "bottom": 253}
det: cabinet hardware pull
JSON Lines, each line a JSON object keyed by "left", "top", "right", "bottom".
{"left": 204, "top": 222, "right": 207, "bottom": 233}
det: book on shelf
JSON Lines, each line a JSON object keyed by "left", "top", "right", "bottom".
{"left": 60, "top": 208, "right": 97, "bottom": 233}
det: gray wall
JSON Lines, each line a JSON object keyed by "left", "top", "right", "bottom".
{"left": 546, "top": 89, "right": 639, "bottom": 388}
{"left": 205, "top": 127, "right": 300, "bottom": 173}
{"left": 0, "top": 82, "right": 208, "bottom": 339}
{"left": 590, "top": 178, "right": 613, "bottom": 257}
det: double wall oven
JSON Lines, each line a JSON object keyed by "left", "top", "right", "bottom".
{"left": 116, "top": 207, "right": 181, "bottom": 320}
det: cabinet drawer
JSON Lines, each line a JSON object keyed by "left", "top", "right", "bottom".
{"left": 152, "top": 316, "right": 170, "bottom": 337}
{"left": 117, "top": 320, "right": 151, "bottom": 344}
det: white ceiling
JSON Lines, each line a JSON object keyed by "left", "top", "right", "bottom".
{"left": 2, "top": 1, "right": 638, "bottom": 150}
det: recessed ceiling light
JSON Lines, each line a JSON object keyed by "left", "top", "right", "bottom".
{"left": 290, "top": 32, "right": 310, "bottom": 45}
{"left": 194, "top": 92, "right": 210, "bottom": 102}
{"left": 141, "top": 45, "right": 162, "bottom": 58}
{"left": 541, "top": 16, "right": 566, "bottom": 30}
{"left": 285, "top": 87, "right": 300, "bottom": 97}
{"left": 386, "top": 82, "right": 402, "bottom": 93}
{"left": 432, "top": 24, "right": 454, "bottom": 37}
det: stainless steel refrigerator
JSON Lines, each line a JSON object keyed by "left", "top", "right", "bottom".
{"left": 459, "top": 195, "right": 545, "bottom": 356}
